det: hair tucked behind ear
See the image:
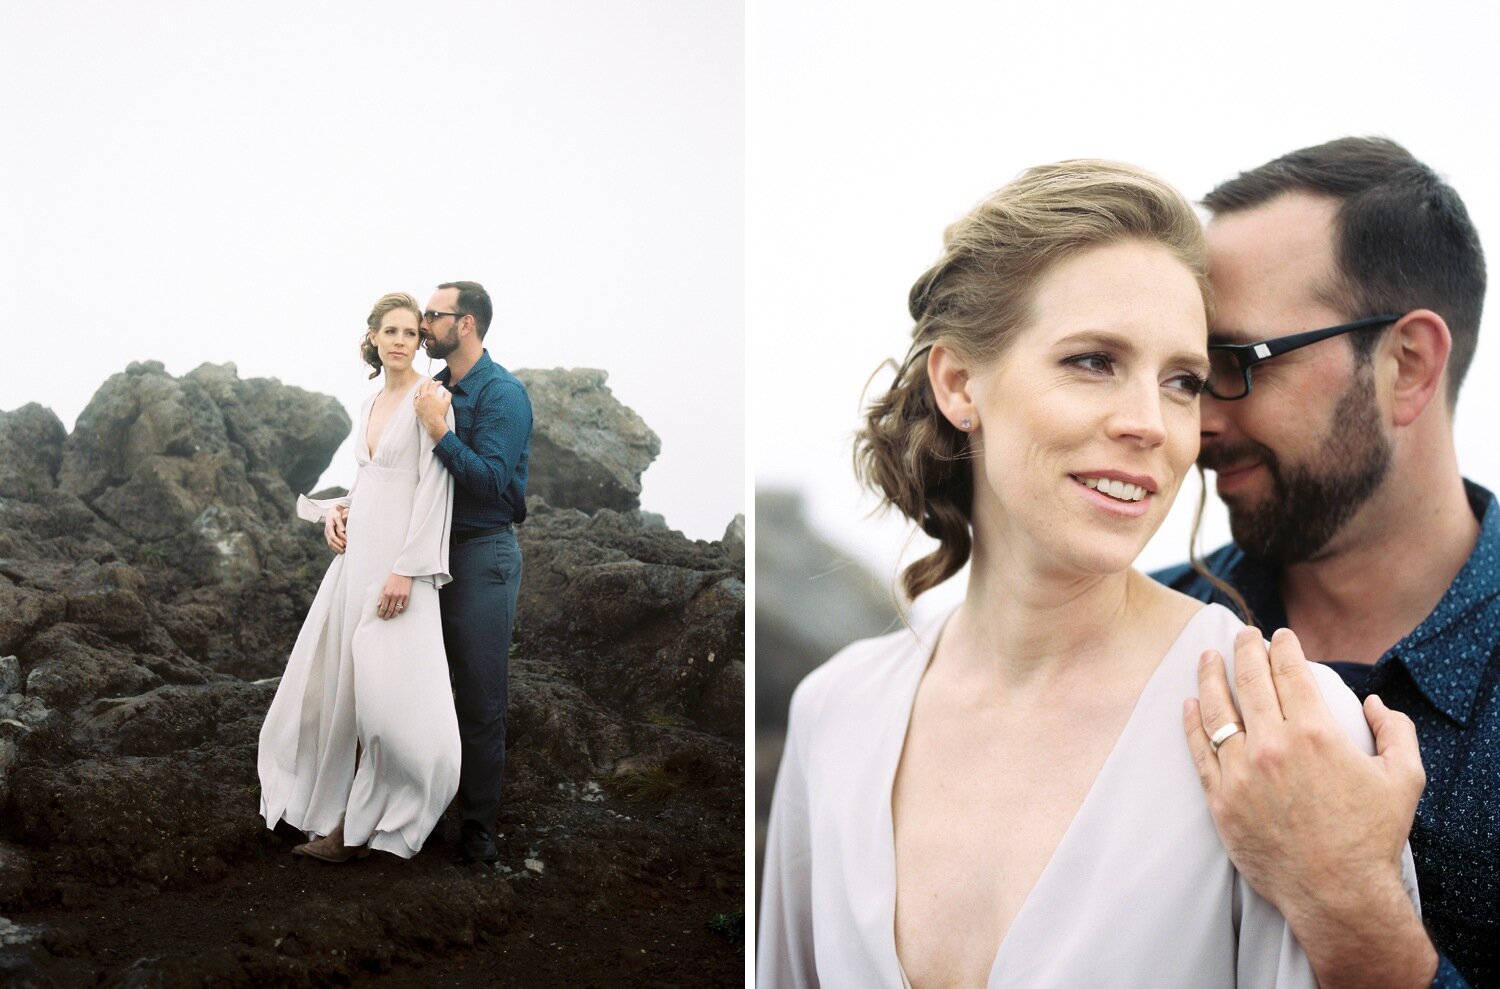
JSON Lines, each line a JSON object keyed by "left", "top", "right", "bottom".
{"left": 854, "top": 160, "right": 1211, "bottom": 602}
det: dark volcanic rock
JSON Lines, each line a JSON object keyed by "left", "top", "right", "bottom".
{"left": 55, "top": 360, "right": 348, "bottom": 591}
{"left": 0, "top": 363, "right": 744, "bottom": 987}
{"left": 515, "top": 368, "right": 661, "bottom": 514}
{"left": 517, "top": 503, "right": 744, "bottom": 735}
{"left": 0, "top": 403, "right": 66, "bottom": 501}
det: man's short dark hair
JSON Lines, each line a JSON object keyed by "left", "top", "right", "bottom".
{"left": 439, "top": 280, "right": 493, "bottom": 340}
{"left": 1204, "top": 137, "right": 1486, "bottom": 405}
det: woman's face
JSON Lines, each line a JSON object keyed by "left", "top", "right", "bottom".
{"left": 371, "top": 308, "right": 422, "bottom": 373}
{"left": 958, "top": 239, "right": 1209, "bottom": 577}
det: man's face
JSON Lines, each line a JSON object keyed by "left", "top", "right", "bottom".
{"left": 421, "top": 288, "right": 463, "bottom": 360}
{"left": 1200, "top": 192, "right": 1392, "bottom": 565}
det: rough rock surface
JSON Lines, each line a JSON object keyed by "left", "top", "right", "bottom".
{"left": 515, "top": 368, "right": 661, "bottom": 514}
{"left": 0, "top": 364, "right": 743, "bottom": 987}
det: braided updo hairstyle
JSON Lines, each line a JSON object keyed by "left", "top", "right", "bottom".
{"left": 854, "top": 161, "right": 1211, "bottom": 601}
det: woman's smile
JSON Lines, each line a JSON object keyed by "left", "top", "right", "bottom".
{"left": 955, "top": 238, "right": 1209, "bottom": 573}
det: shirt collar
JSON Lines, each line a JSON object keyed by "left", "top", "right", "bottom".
{"left": 434, "top": 349, "right": 494, "bottom": 392}
{"left": 1382, "top": 480, "right": 1500, "bottom": 726}
{"left": 1227, "top": 480, "right": 1499, "bottom": 726}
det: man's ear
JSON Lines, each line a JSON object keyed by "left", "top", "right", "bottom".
{"left": 928, "top": 343, "right": 978, "bottom": 431}
{"left": 1386, "top": 310, "right": 1451, "bottom": 427}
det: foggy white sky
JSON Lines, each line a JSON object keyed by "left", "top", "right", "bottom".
{"left": 748, "top": 0, "right": 1500, "bottom": 621}
{"left": 1, "top": 1, "right": 744, "bottom": 541}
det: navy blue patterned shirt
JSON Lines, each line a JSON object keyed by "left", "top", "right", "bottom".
{"left": 433, "top": 350, "right": 532, "bottom": 528}
{"left": 1155, "top": 479, "right": 1500, "bottom": 989}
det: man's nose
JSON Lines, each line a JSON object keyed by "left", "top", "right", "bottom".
{"left": 1199, "top": 391, "right": 1234, "bottom": 441}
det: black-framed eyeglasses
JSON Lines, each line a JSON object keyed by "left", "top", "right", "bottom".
{"left": 1205, "top": 314, "right": 1404, "bottom": 400}
{"left": 421, "top": 310, "right": 466, "bottom": 324}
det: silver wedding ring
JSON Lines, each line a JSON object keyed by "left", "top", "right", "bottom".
{"left": 1209, "top": 721, "right": 1243, "bottom": 752}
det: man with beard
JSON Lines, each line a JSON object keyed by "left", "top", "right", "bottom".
{"left": 412, "top": 280, "right": 532, "bottom": 865}
{"left": 1156, "top": 138, "right": 1493, "bottom": 988}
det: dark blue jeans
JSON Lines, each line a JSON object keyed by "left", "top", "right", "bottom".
{"left": 440, "top": 527, "right": 521, "bottom": 832}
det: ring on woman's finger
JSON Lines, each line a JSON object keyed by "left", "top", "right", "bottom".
{"left": 1209, "top": 721, "right": 1244, "bottom": 752}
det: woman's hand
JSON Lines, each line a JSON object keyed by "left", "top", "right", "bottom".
{"left": 324, "top": 506, "right": 348, "bottom": 554}
{"left": 377, "top": 573, "right": 413, "bottom": 620}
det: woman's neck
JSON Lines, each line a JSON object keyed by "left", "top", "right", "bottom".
{"left": 381, "top": 366, "right": 421, "bottom": 393}
{"left": 946, "top": 541, "right": 1151, "bottom": 686}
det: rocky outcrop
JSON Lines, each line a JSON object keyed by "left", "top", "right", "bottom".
{"left": 517, "top": 503, "right": 744, "bottom": 739}
{"left": 515, "top": 368, "right": 661, "bottom": 514}
{"left": 0, "top": 405, "right": 66, "bottom": 502}
{"left": 0, "top": 364, "right": 743, "bottom": 987}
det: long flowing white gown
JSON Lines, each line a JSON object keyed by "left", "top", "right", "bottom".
{"left": 258, "top": 379, "right": 461, "bottom": 858}
{"left": 758, "top": 602, "right": 1422, "bottom": 988}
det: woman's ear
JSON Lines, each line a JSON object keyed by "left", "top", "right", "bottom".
{"left": 1386, "top": 310, "right": 1451, "bottom": 427}
{"left": 928, "top": 343, "right": 977, "bottom": 432}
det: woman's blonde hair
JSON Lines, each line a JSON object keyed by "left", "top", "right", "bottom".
{"left": 361, "top": 292, "right": 423, "bottom": 379}
{"left": 854, "top": 160, "right": 1212, "bottom": 602}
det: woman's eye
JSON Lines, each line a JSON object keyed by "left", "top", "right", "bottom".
{"left": 1067, "top": 353, "right": 1114, "bottom": 374}
{"left": 1166, "top": 371, "right": 1207, "bottom": 396}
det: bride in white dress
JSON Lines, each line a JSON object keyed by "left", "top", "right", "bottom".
{"left": 757, "top": 163, "right": 1420, "bottom": 987}
{"left": 258, "top": 291, "right": 460, "bottom": 861}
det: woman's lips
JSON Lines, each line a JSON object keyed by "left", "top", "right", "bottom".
{"left": 1071, "top": 475, "right": 1151, "bottom": 517}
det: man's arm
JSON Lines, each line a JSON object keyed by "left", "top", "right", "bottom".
{"left": 1183, "top": 627, "right": 1439, "bottom": 989}
{"left": 416, "top": 379, "right": 529, "bottom": 504}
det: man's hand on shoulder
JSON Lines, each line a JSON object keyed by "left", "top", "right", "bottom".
{"left": 1183, "top": 627, "right": 1436, "bottom": 989}
{"left": 414, "top": 380, "right": 453, "bottom": 443}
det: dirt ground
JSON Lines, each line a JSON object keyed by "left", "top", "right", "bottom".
{"left": 12, "top": 806, "right": 744, "bottom": 987}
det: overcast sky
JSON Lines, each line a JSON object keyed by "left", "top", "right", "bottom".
{"left": 1, "top": 1, "right": 743, "bottom": 542}
{"left": 748, "top": 0, "right": 1500, "bottom": 622}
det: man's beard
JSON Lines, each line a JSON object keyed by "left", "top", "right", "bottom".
{"left": 1199, "top": 369, "right": 1391, "bottom": 566}
{"left": 423, "top": 327, "right": 459, "bottom": 360}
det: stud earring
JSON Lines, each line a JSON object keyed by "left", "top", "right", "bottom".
{"left": 959, "top": 417, "right": 972, "bottom": 431}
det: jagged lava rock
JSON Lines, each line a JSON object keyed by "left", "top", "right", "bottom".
{"left": 55, "top": 360, "right": 348, "bottom": 588}
{"left": 0, "top": 362, "right": 744, "bottom": 985}
{"left": 515, "top": 368, "right": 661, "bottom": 514}
{"left": 0, "top": 404, "right": 67, "bottom": 501}
{"left": 517, "top": 503, "right": 744, "bottom": 736}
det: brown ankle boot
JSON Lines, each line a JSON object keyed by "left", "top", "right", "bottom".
{"left": 292, "top": 822, "right": 370, "bottom": 863}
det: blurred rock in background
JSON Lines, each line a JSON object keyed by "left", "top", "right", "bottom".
{"left": 753, "top": 488, "right": 897, "bottom": 907}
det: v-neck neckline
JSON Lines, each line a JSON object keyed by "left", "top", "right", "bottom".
{"left": 363, "top": 379, "right": 422, "bottom": 462}
{"left": 886, "top": 602, "right": 1220, "bottom": 989}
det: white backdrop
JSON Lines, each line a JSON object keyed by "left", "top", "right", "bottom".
{"left": 1, "top": 1, "right": 744, "bottom": 541}
{"left": 748, "top": 0, "right": 1500, "bottom": 621}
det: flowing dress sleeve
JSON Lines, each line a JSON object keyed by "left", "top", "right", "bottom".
{"left": 391, "top": 406, "right": 455, "bottom": 589}
{"left": 1232, "top": 663, "right": 1423, "bottom": 988}
{"left": 296, "top": 489, "right": 353, "bottom": 525}
{"left": 757, "top": 679, "right": 821, "bottom": 989}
